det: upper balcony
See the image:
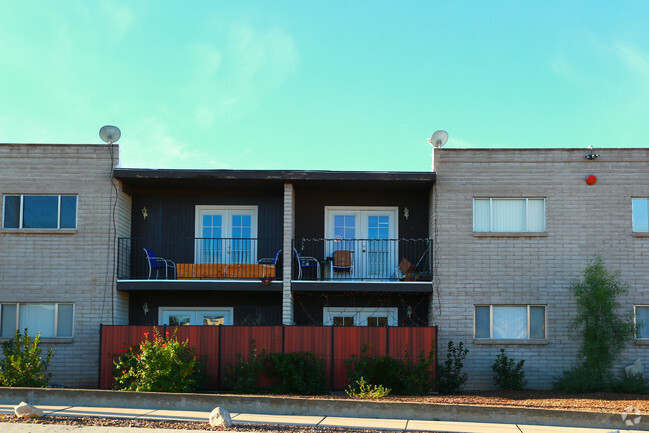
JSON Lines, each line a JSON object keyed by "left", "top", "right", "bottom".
{"left": 291, "top": 237, "right": 432, "bottom": 292}
{"left": 116, "top": 237, "right": 283, "bottom": 291}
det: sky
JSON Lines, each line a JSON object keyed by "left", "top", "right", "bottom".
{"left": 1, "top": 1, "right": 648, "bottom": 171}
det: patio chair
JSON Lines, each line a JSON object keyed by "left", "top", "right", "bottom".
{"left": 332, "top": 250, "right": 354, "bottom": 277}
{"left": 294, "top": 248, "right": 320, "bottom": 280}
{"left": 257, "top": 249, "right": 282, "bottom": 266}
{"left": 143, "top": 248, "right": 176, "bottom": 279}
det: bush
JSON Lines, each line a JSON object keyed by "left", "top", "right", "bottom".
{"left": 0, "top": 329, "right": 53, "bottom": 387}
{"left": 224, "top": 341, "right": 326, "bottom": 395}
{"left": 266, "top": 352, "right": 326, "bottom": 395}
{"left": 345, "top": 377, "right": 391, "bottom": 399}
{"left": 345, "top": 344, "right": 436, "bottom": 396}
{"left": 611, "top": 374, "right": 649, "bottom": 394}
{"left": 224, "top": 340, "right": 267, "bottom": 394}
{"left": 113, "top": 328, "right": 206, "bottom": 392}
{"left": 437, "top": 341, "right": 468, "bottom": 394}
{"left": 491, "top": 349, "right": 526, "bottom": 390}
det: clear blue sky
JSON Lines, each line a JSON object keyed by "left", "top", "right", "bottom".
{"left": 1, "top": 1, "right": 648, "bottom": 171}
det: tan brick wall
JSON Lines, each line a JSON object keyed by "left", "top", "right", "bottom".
{"left": 0, "top": 143, "right": 124, "bottom": 387}
{"left": 433, "top": 148, "right": 649, "bottom": 389}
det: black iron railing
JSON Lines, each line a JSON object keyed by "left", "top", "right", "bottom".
{"left": 117, "top": 238, "right": 282, "bottom": 281}
{"left": 292, "top": 238, "right": 432, "bottom": 281}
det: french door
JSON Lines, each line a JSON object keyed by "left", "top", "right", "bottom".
{"left": 195, "top": 206, "right": 257, "bottom": 264}
{"left": 325, "top": 207, "right": 398, "bottom": 279}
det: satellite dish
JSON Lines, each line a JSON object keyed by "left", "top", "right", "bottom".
{"left": 99, "top": 125, "right": 121, "bottom": 144}
{"left": 427, "top": 130, "right": 448, "bottom": 148}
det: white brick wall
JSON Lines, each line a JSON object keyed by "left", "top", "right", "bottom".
{"left": 433, "top": 148, "right": 649, "bottom": 389}
{"left": 0, "top": 143, "right": 125, "bottom": 387}
{"left": 282, "top": 183, "right": 295, "bottom": 325}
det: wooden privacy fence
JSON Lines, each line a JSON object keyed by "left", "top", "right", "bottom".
{"left": 99, "top": 325, "right": 438, "bottom": 391}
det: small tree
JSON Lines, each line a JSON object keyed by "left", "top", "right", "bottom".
{"left": 554, "top": 255, "right": 635, "bottom": 391}
{"left": 0, "top": 329, "right": 53, "bottom": 387}
{"left": 437, "top": 341, "right": 468, "bottom": 394}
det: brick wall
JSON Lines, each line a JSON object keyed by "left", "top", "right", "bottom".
{"left": 0, "top": 143, "right": 124, "bottom": 387}
{"left": 433, "top": 148, "right": 649, "bottom": 389}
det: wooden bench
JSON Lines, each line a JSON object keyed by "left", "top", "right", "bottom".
{"left": 177, "top": 263, "right": 276, "bottom": 280}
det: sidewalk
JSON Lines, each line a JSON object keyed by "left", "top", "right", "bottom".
{"left": 2, "top": 403, "right": 648, "bottom": 433}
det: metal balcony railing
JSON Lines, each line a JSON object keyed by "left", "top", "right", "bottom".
{"left": 117, "top": 238, "right": 282, "bottom": 281}
{"left": 292, "top": 238, "right": 432, "bottom": 281}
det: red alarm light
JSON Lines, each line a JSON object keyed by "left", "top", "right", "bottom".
{"left": 585, "top": 175, "right": 597, "bottom": 185}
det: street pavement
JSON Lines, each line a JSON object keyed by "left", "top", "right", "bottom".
{"left": 1, "top": 403, "right": 648, "bottom": 433}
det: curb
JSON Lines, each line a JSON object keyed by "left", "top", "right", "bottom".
{"left": 0, "top": 387, "right": 642, "bottom": 431}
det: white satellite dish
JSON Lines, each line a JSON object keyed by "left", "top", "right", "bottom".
{"left": 427, "top": 130, "right": 448, "bottom": 148}
{"left": 99, "top": 125, "right": 121, "bottom": 144}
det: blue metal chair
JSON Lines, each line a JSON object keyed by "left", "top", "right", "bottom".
{"left": 143, "top": 248, "right": 176, "bottom": 279}
{"left": 257, "top": 249, "right": 282, "bottom": 266}
{"left": 293, "top": 248, "right": 320, "bottom": 280}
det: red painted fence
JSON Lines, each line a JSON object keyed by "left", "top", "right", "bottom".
{"left": 99, "top": 325, "right": 437, "bottom": 391}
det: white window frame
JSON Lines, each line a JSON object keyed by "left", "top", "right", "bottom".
{"left": 0, "top": 302, "right": 74, "bottom": 338}
{"left": 158, "top": 307, "right": 234, "bottom": 326}
{"left": 635, "top": 305, "right": 649, "bottom": 339}
{"left": 473, "top": 198, "right": 546, "bottom": 233}
{"left": 474, "top": 304, "right": 546, "bottom": 340}
{"left": 2, "top": 194, "right": 78, "bottom": 230}
{"left": 194, "top": 205, "right": 258, "bottom": 264}
{"left": 323, "top": 307, "right": 398, "bottom": 326}
{"left": 632, "top": 198, "right": 649, "bottom": 232}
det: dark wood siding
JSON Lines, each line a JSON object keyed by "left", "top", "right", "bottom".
{"left": 293, "top": 292, "right": 431, "bottom": 327}
{"left": 128, "top": 290, "right": 282, "bottom": 326}
{"left": 294, "top": 189, "right": 430, "bottom": 239}
{"left": 127, "top": 189, "right": 283, "bottom": 265}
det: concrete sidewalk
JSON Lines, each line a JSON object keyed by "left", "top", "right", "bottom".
{"left": 2, "top": 403, "right": 648, "bottom": 433}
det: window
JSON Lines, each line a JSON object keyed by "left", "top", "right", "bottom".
{"left": 323, "top": 307, "right": 398, "bottom": 326}
{"left": 158, "top": 307, "right": 233, "bottom": 326}
{"left": 635, "top": 306, "right": 649, "bottom": 339}
{"left": 473, "top": 198, "right": 545, "bottom": 232}
{"left": 3, "top": 195, "right": 77, "bottom": 229}
{"left": 0, "top": 303, "right": 74, "bottom": 338}
{"left": 632, "top": 199, "right": 649, "bottom": 232}
{"left": 475, "top": 305, "right": 545, "bottom": 339}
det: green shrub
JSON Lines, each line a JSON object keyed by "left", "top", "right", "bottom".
{"left": 437, "top": 341, "right": 468, "bottom": 394}
{"left": 224, "top": 341, "right": 326, "bottom": 395}
{"left": 266, "top": 352, "right": 326, "bottom": 395}
{"left": 610, "top": 374, "right": 649, "bottom": 394}
{"left": 345, "top": 377, "right": 391, "bottom": 399}
{"left": 491, "top": 349, "right": 526, "bottom": 390}
{"left": 224, "top": 340, "right": 266, "bottom": 394}
{"left": 345, "top": 344, "right": 436, "bottom": 396}
{"left": 554, "top": 256, "right": 635, "bottom": 392}
{"left": 113, "top": 328, "right": 206, "bottom": 393}
{"left": 0, "top": 329, "right": 53, "bottom": 387}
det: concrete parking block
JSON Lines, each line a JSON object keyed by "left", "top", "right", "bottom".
{"left": 137, "top": 409, "right": 212, "bottom": 422}
{"left": 56, "top": 406, "right": 154, "bottom": 419}
{"left": 232, "top": 412, "right": 325, "bottom": 426}
{"left": 319, "top": 416, "right": 407, "bottom": 430}
{"left": 0, "top": 404, "right": 14, "bottom": 414}
{"left": 407, "top": 420, "right": 521, "bottom": 432}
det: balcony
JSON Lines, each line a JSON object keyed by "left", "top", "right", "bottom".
{"left": 292, "top": 238, "right": 432, "bottom": 282}
{"left": 117, "top": 237, "right": 282, "bottom": 283}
